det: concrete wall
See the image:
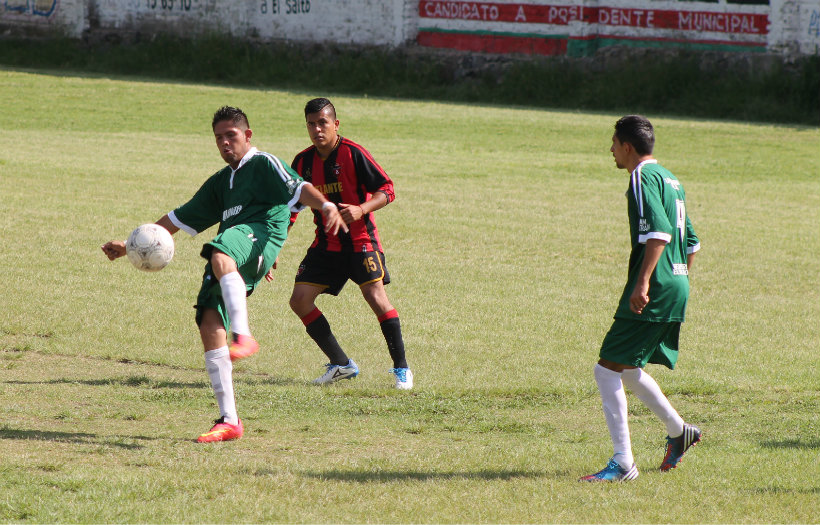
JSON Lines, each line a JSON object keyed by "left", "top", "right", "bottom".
{"left": 1, "top": 0, "right": 817, "bottom": 56}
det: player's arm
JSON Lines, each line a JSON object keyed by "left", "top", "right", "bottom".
{"left": 685, "top": 215, "right": 699, "bottom": 274}
{"left": 338, "top": 190, "right": 388, "bottom": 224}
{"left": 101, "top": 215, "right": 180, "bottom": 261}
{"left": 630, "top": 238, "right": 667, "bottom": 314}
{"left": 298, "top": 183, "right": 348, "bottom": 235}
{"left": 339, "top": 144, "right": 394, "bottom": 224}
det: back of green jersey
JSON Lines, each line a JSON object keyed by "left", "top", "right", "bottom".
{"left": 615, "top": 160, "right": 700, "bottom": 322}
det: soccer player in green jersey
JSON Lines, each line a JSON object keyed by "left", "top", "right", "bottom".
{"left": 580, "top": 115, "right": 702, "bottom": 482}
{"left": 102, "top": 106, "right": 346, "bottom": 442}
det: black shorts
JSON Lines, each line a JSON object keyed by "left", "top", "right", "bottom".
{"left": 295, "top": 248, "right": 391, "bottom": 296}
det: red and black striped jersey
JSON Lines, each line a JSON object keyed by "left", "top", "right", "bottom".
{"left": 291, "top": 137, "right": 395, "bottom": 253}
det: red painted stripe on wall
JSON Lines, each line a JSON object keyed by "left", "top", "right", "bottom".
{"left": 417, "top": 30, "right": 568, "bottom": 55}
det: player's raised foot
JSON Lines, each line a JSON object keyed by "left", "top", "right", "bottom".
{"left": 313, "top": 359, "right": 359, "bottom": 385}
{"left": 580, "top": 457, "right": 639, "bottom": 482}
{"left": 660, "top": 423, "right": 702, "bottom": 471}
{"left": 229, "top": 333, "right": 259, "bottom": 361}
{"left": 390, "top": 367, "right": 414, "bottom": 390}
{"left": 197, "top": 417, "right": 243, "bottom": 443}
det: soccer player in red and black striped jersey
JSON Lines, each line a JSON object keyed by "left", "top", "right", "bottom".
{"left": 288, "top": 98, "right": 412, "bottom": 389}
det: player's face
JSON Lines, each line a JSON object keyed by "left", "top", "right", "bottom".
{"left": 214, "top": 120, "right": 252, "bottom": 168}
{"left": 610, "top": 134, "right": 628, "bottom": 170}
{"left": 305, "top": 107, "right": 339, "bottom": 152}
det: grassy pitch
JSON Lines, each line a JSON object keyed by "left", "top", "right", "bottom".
{"left": 0, "top": 68, "right": 818, "bottom": 523}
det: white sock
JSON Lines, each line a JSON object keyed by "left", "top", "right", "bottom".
{"left": 204, "top": 347, "right": 238, "bottom": 425}
{"left": 594, "top": 364, "right": 634, "bottom": 469}
{"left": 621, "top": 367, "right": 684, "bottom": 437}
{"left": 219, "top": 271, "right": 251, "bottom": 336}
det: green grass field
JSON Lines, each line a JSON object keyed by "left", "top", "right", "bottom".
{"left": 1, "top": 67, "right": 818, "bottom": 524}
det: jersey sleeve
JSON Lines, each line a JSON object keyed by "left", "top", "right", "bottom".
{"left": 265, "top": 154, "right": 307, "bottom": 213}
{"left": 685, "top": 215, "right": 700, "bottom": 254}
{"left": 168, "top": 174, "right": 221, "bottom": 236}
{"left": 350, "top": 144, "right": 395, "bottom": 203}
{"left": 289, "top": 154, "right": 308, "bottom": 221}
{"left": 632, "top": 170, "right": 673, "bottom": 245}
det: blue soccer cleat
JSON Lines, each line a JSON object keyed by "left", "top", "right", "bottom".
{"left": 580, "top": 457, "right": 639, "bottom": 482}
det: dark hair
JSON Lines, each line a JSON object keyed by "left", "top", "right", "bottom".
{"left": 614, "top": 115, "right": 655, "bottom": 155}
{"left": 212, "top": 106, "right": 250, "bottom": 130}
{"left": 304, "top": 97, "right": 336, "bottom": 119}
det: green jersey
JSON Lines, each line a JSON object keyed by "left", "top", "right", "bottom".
{"left": 169, "top": 147, "right": 306, "bottom": 238}
{"left": 615, "top": 160, "right": 700, "bottom": 322}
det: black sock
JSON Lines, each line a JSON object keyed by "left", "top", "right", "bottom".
{"left": 380, "top": 317, "right": 408, "bottom": 369}
{"left": 305, "top": 314, "right": 348, "bottom": 366}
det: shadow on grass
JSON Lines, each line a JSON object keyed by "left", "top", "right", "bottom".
{"left": 750, "top": 486, "right": 820, "bottom": 495}
{"left": 234, "top": 376, "right": 302, "bottom": 387}
{"left": 302, "top": 469, "right": 550, "bottom": 482}
{"left": 0, "top": 426, "right": 159, "bottom": 449}
{"left": 3, "top": 378, "right": 202, "bottom": 388}
{"left": 760, "top": 438, "right": 820, "bottom": 450}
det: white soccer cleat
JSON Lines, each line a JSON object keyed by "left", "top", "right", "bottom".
{"left": 312, "top": 359, "right": 359, "bottom": 385}
{"left": 390, "top": 368, "right": 413, "bottom": 390}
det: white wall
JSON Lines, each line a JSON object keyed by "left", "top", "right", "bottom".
{"left": 91, "top": 0, "right": 415, "bottom": 47}
{"left": 770, "top": 0, "right": 820, "bottom": 54}
{"left": 1, "top": 0, "right": 86, "bottom": 37}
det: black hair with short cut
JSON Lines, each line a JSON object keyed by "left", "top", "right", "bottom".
{"left": 614, "top": 115, "right": 655, "bottom": 155}
{"left": 212, "top": 106, "right": 250, "bottom": 130}
{"left": 304, "top": 97, "right": 336, "bottom": 119}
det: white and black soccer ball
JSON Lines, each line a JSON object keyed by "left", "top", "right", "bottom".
{"left": 125, "top": 223, "right": 174, "bottom": 272}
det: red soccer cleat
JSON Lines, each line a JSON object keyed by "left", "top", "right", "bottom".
{"left": 229, "top": 333, "right": 259, "bottom": 361}
{"left": 197, "top": 417, "right": 244, "bottom": 443}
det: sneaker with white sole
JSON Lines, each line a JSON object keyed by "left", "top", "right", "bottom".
{"left": 579, "top": 457, "right": 639, "bottom": 482}
{"left": 313, "top": 359, "right": 359, "bottom": 385}
{"left": 390, "top": 368, "right": 413, "bottom": 390}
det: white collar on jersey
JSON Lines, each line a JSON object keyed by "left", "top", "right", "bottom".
{"left": 633, "top": 158, "right": 658, "bottom": 173}
{"left": 229, "top": 147, "right": 258, "bottom": 189}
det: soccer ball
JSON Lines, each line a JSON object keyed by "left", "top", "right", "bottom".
{"left": 125, "top": 224, "right": 174, "bottom": 272}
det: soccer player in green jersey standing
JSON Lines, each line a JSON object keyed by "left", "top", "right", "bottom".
{"left": 581, "top": 115, "right": 702, "bottom": 482}
{"left": 102, "top": 106, "right": 346, "bottom": 442}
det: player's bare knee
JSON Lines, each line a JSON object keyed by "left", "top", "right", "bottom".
{"left": 210, "top": 249, "right": 237, "bottom": 279}
{"left": 289, "top": 291, "right": 312, "bottom": 316}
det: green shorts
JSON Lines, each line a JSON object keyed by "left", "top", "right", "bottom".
{"left": 194, "top": 223, "right": 285, "bottom": 329}
{"left": 599, "top": 318, "right": 681, "bottom": 370}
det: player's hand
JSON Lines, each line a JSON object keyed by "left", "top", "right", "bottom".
{"left": 337, "top": 203, "right": 364, "bottom": 224}
{"left": 322, "top": 204, "right": 349, "bottom": 236}
{"left": 629, "top": 281, "right": 650, "bottom": 314}
{"left": 264, "top": 259, "right": 278, "bottom": 282}
{"left": 101, "top": 240, "right": 126, "bottom": 261}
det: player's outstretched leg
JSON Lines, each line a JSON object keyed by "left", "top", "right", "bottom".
{"left": 660, "top": 423, "right": 702, "bottom": 471}
{"left": 219, "top": 271, "right": 258, "bottom": 361}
